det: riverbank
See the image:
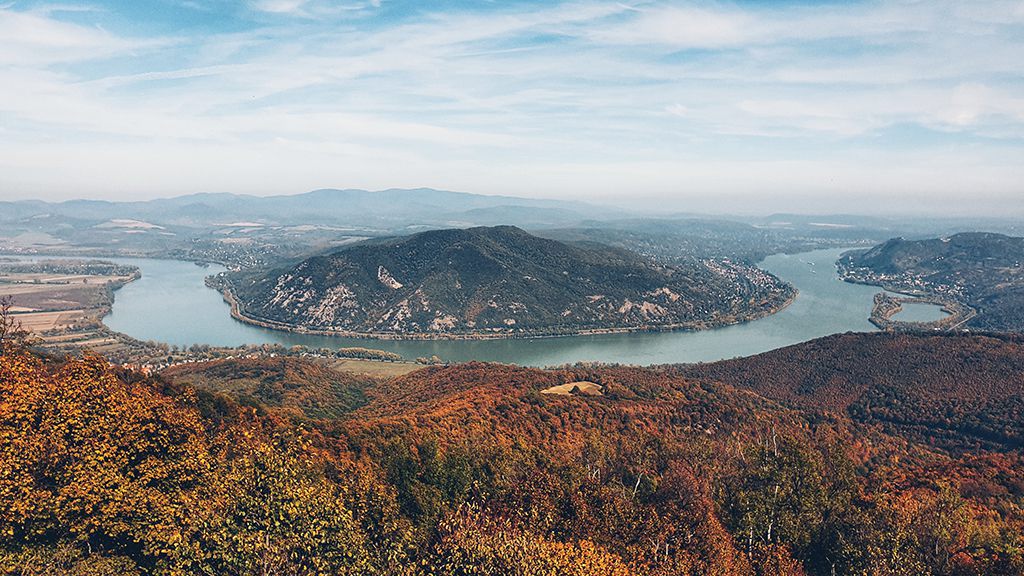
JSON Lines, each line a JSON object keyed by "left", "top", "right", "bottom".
{"left": 213, "top": 276, "right": 798, "bottom": 341}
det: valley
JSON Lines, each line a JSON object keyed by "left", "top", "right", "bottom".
{"left": 85, "top": 247, "right": 883, "bottom": 366}
{"left": 4, "top": 204, "right": 1023, "bottom": 576}
{"left": 4, "top": 2, "right": 1023, "bottom": 573}
{"left": 9, "top": 220, "right": 1022, "bottom": 369}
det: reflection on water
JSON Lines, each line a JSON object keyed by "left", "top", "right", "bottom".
{"left": 97, "top": 248, "right": 880, "bottom": 366}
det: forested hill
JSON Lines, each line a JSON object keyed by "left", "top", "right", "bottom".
{"left": 675, "top": 331, "right": 1024, "bottom": 452}
{"left": 3, "top": 332, "right": 1023, "bottom": 574}
{"left": 227, "top": 225, "right": 793, "bottom": 337}
{"left": 846, "top": 232, "right": 1024, "bottom": 274}
{"left": 838, "top": 232, "right": 1024, "bottom": 331}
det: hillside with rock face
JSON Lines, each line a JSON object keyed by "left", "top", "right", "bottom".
{"left": 838, "top": 232, "right": 1024, "bottom": 331}
{"left": 223, "top": 226, "right": 794, "bottom": 337}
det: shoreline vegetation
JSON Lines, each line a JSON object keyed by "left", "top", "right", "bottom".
{"left": 211, "top": 276, "right": 799, "bottom": 342}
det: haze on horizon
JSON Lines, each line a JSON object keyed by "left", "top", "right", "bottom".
{"left": 1, "top": 0, "right": 1023, "bottom": 217}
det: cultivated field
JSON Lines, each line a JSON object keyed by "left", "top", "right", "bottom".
{"left": 1, "top": 260, "right": 139, "bottom": 355}
{"left": 326, "top": 358, "right": 423, "bottom": 378}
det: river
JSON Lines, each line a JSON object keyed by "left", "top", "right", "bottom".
{"left": 86, "top": 248, "right": 880, "bottom": 366}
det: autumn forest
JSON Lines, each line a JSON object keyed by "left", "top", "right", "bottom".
{"left": 2, "top": 326, "right": 1022, "bottom": 575}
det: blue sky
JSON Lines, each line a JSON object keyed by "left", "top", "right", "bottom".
{"left": 1, "top": 0, "right": 1023, "bottom": 215}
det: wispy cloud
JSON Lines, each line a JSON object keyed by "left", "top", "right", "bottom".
{"left": 0, "top": 7, "right": 137, "bottom": 65}
{"left": 251, "top": 0, "right": 308, "bottom": 15}
{"left": 589, "top": 6, "right": 754, "bottom": 48}
{"left": 0, "top": 0, "right": 1022, "bottom": 215}
{"left": 250, "top": 0, "right": 382, "bottom": 18}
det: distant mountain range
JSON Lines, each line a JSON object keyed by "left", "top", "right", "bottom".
{"left": 221, "top": 225, "right": 795, "bottom": 337}
{"left": 0, "top": 188, "right": 631, "bottom": 266}
{"left": 5, "top": 188, "right": 1022, "bottom": 278}
{"left": 0, "top": 188, "right": 614, "bottom": 230}
{"left": 839, "top": 232, "right": 1024, "bottom": 331}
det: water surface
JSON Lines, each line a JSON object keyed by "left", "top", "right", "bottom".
{"left": 96, "top": 248, "right": 881, "bottom": 365}
{"left": 892, "top": 301, "right": 951, "bottom": 323}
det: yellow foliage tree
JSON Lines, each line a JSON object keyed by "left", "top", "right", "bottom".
{"left": 179, "top": 428, "right": 373, "bottom": 575}
{"left": 426, "top": 506, "right": 636, "bottom": 576}
{"left": 0, "top": 351, "right": 209, "bottom": 570}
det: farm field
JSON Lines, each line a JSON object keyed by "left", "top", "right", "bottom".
{"left": 326, "top": 357, "right": 424, "bottom": 378}
{"left": 0, "top": 259, "right": 139, "bottom": 355}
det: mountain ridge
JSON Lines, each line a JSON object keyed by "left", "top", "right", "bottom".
{"left": 221, "top": 225, "right": 795, "bottom": 338}
{"left": 0, "top": 188, "right": 614, "bottom": 228}
{"left": 674, "top": 331, "right": 1024, "bottom": 452}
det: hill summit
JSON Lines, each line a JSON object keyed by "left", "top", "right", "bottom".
{"left": 223, "top": 226, "right": 793, "bottom": 337}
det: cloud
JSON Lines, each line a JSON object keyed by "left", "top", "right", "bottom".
{"left": 0, "top": 0, "right": 1022, "bottom": 213}
{"left": 0, "top": 7, "right": 141, "bottom": 65}
{"left": 937, "top": 83, "right": 1024, "bottom": 128}
{"left": 252, "top": 0, "right": 308, "bottom": 14}
{"left": 665, "top": 103, "right": 689, "bottom": 118}
{"left": 589, "top": 6, "right": 754, "bottom": 48}
{"left": 249, "top": 0, "right": 382, "bottom": 18}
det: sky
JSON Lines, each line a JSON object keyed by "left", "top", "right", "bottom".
{"left": 1, "top": 0, "right": 1023, "bottom": 215}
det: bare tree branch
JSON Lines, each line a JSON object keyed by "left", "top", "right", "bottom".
{"left": 0, "top": 295, "right": 33, "bottom": 355}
